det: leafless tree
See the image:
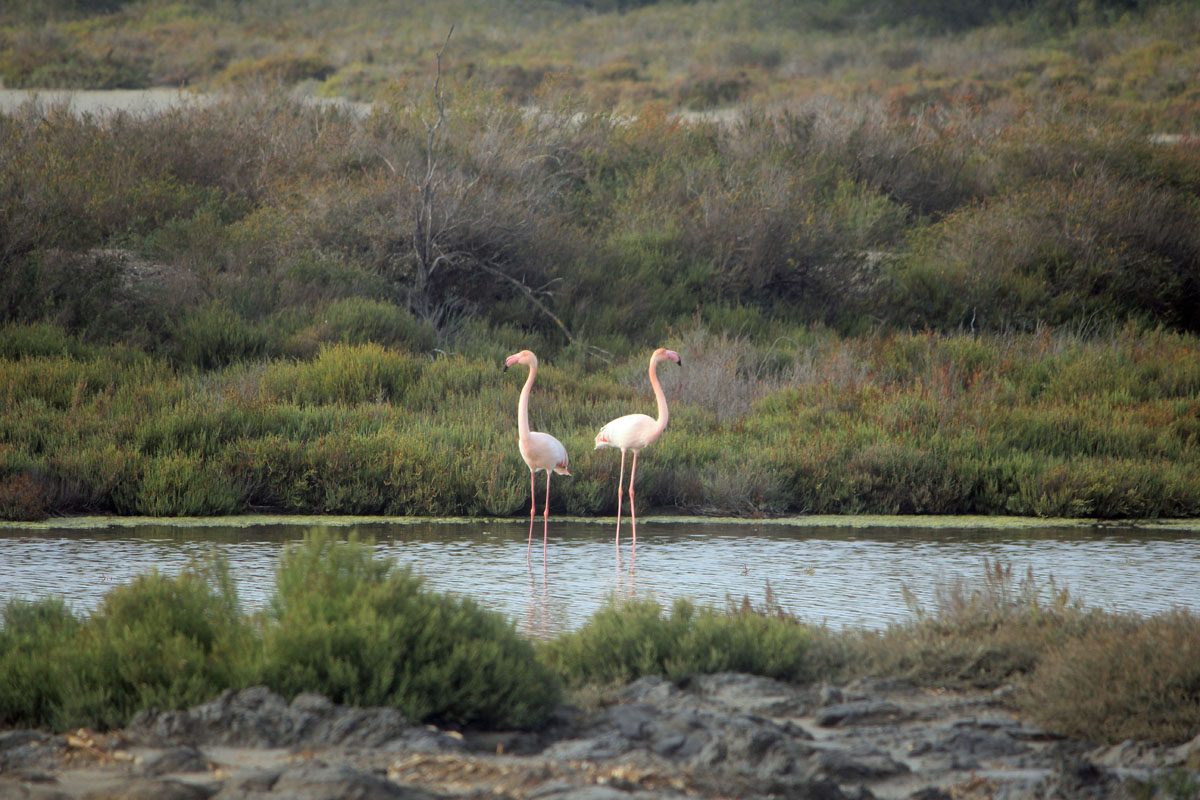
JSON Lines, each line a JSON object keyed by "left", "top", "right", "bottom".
{"left": 389, "top": 27, "right": 576, "bottom": 343}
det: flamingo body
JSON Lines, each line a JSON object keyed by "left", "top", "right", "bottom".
{"left": 504, "top": 350, "right": 570, "bottom": 557}
{"left": 520, "top": 431, "right": 571, "bottom": 476}
{"left": 595, "top": 413, "right": 660, "bottom": 453}
{"left": 595, "top": 348, "right": 681, "bottom": 550}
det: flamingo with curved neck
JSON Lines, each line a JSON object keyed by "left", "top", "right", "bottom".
{"left": 504, "top": 350, "right": 570, "bottom": 557}
{"left": 594, "top": 347, "right": 682, "bottom": 549}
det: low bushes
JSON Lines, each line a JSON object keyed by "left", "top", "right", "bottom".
{"left": 540, "top": 595, "right": 817, "bottom": 686}
{"left": 2, "top": 547, "right": 1197, "bottom": 747}
{"left": 260, "top": 531, "right": 561, "bottom": 728}
{"left": 0, "top": 531, "right": 562, "bottom": 731}
{"left": 1019, "top": 610, "right": 1200, "bottom": 745}
{"left": 0, "top": 559, "right": 249, "bottom": 731}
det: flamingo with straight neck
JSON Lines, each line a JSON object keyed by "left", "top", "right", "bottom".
{"left": 504, "top": 350, "right": 570, "bottom": 556}
{"left": 594, "top": 347, "right": 682, "bottom": 549}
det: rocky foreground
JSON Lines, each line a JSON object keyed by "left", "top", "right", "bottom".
{"left": 2, "top": 674, "right": 1198, "bottom": 800}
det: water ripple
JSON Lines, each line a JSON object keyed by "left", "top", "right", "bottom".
{"left": 1, "top": 520, "right": 1197, "bottom": 637}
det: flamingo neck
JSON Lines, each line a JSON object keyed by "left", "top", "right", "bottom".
{"left": 518, "top": 363, "right": 535, "bottom": 440}
{"left": 649, "top": 358, "right": 669, "bottom": 434}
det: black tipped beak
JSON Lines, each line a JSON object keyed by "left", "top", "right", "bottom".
{"left": 677, "top": 358, "right": 683, "bottom": 367}
{"left": 502, "top": 364, "right": 509, "bottom": 372}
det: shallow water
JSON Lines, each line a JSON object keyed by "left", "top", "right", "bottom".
{"left": 1, "top": 517, "right": 1198, "bottom": 637}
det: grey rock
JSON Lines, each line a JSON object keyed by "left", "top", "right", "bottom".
{"left": 79, "top": 777, "right": 218, "bottom": 800}
{"left": 543, "top": 731, "right": 636, "bottom": 761}
{"left": 1035, "top": 758, "right": 1120, "bottom": 800}
{"left": 0, "top": 731, "right": 51, "bottom": 751}
{"left": 266, "top": 763, "right": 430, "bottom": 800}
{"left": 820, "top": 685, "right": 846, "bottom": 706}
{"left": 128, "top": 689, "right": 416, "bottom": 751}
{"left": 137, "top": 746, "right": 209, "bottom": 776}
{"left": 0, "top": 777, "right": 72, "bottom": 800}
{"left": 808, "top": 747, "right": 911, "bottom": 782}
{"left": 907, "top": 789, "right": 952, "bottom": 800}
{"left": 607, "top": 704, "right": 658, "bottom": 739}
{"left": 1086, "top": 738, "right": 1162, "bottom": 770}
{"left": 0, "top": 731, "right": 67, "bottom": 774}
{"left": 210, "top": 767, "right": 284, "bottom": 797}
{"left": 816, "top": 701, "right": 908, "bottom": 727}
{"left": 1166, "top": 732, "right": 1200, "bottom": 768}
{"left": 689, "top": 673, "right": 809, "bottom": 717}
{"left": 527, "top": 788, "right": 633, "bottom": 800}
{"left": 915, "top": 726, "right": 1030, "bottom": 760}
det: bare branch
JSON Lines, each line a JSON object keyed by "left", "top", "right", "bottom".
{"left": 475, "top": 260, "right": 575, "bottom": 344}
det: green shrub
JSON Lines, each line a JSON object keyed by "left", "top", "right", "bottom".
{"left": 218, "top": 53, "right": 336, "bottom": 86}
{"left": 0, "top": 557, "right": 250, "bottom": 731}
{"left": 257, "top": 531, "right": 561, "bottom": 728}
{"left": 167, "top": 301, "right": 270, "bottom": 370}
{"left": 886, "top": 176, "right": 1200, "bottom": 333}
{"left": 321, "top": 297, "right": 436, "bottom": 353}
{"left": 539, "top": 595, "right": 815, "bottom": 687}
{"left": 0, "top": 322, "right": 81, "bottom": 360}
{"left": 259, "top": 343, "right": 423, "bottom": 405}
{"left": 114, "top": 452, "right": 243, "bottom": 516}
{"left": 0, "top": 597, "right": 81, "bottom": 728}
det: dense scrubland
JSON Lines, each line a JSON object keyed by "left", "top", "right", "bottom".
{"left": 3, "top": 532, "right": 1199, "bottom": 752}
{"left": 1, "top": 0, "right": 1199, "bottom": 521}
{"left": 3, "top": 2, "right": 1198, "bottom": 767}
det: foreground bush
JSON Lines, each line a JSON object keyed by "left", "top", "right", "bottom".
{"left": 257, "top": 531, "right": 561, "bottom": 729}
{"left": 3, "top": 553, "right": 1198, "bottom": 747}
{"left": 0, "top": 532, "right": 562, "bottom": 731}
{"left": 843, "top": 560, "right": 1100, "bottom": 690}
{"left": 539, "top": 594, "right": 817, "bottom": 687}
{"left": 1018, "top": 610, "right": 1200, "bottom": 745}
{"left": 0, "top": 559, "right": 249, "bottom": 730}
{"left": 0, "top": 596, "right": 82, "bottom": 730}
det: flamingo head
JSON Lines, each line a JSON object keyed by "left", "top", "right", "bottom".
{"left": 503, "top": 350, "right": 536, "bottom": 372}
{"left": 653, "top": 348, "right": 682, "bottom": 367}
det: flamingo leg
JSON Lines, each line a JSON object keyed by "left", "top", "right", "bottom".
{"left": 629, "top": 450, "right": 639, "bottom": 549}
{"left": 615, "top": 449, "right": 627, "bottom": 547}
{"left": 543, "top": 471, "right": 552, "bottom": 554}
{"left": 527, "top": 470, "right": 537, "bottom": 556}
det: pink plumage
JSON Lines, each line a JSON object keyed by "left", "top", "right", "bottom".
{"left": 505, "top": 350, "right": 570, "bottom": 557}
{"left": 594, "top": 347, "right": 681, "bottom": 550}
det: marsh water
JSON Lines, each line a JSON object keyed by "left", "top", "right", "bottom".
{"left": 2, "top": 517, "right": 1198, "bottom": 637}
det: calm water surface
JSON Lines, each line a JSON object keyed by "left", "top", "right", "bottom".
{"left": 2, "top": 518, "right": 1198, "bottom": 637}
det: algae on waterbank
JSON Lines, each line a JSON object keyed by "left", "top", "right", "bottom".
{"left": 5, "top": 513, "right": 1200, "bottom": 532}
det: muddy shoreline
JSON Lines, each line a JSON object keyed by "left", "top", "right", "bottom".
{"left": 3, "top": 674, "right": 1198, "bottom": 799}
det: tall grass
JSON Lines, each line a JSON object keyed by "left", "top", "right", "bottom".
{"left": 1, "top": 325, "right": 1197, "bottom": 520}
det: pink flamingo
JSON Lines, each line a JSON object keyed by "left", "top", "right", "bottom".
{"left": 594, "top": 347, "right": 681, "bottom": 549}
{"left": 504, "top": 350, "right": 571, "bottom": 555}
